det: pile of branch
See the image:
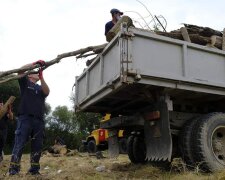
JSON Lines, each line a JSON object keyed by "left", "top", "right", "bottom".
{"left": 155, "top": 24, "right": 225, "bottom": 50}
{"left": 0, "top": 43, "right": 107, "bottom": 84}
{"left": 42, "top": 144, "right": 78, "bottom": 157}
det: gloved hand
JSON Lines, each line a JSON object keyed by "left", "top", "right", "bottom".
{"left": 38, "top": 69, "right": 43, "bottom": 79}
{"left": 33, "top": 60, "right": 46, "bottom": 67}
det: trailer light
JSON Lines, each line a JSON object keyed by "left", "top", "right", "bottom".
{"left": 99, "top": 129, "right": 106, "bottom": 142}
{"left": 144, "top": 111, "right": 160, "bottom": 121}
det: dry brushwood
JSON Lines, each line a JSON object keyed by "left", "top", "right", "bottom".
{"left": 48, "top": 144, "right": 68, "bottom": 155}
{"left": 0, "top": 43, "right": 108, "bottom": 84}
{"left": 183, "top": 24, "right": 223, "bottom": 37}
{"left": 156, "top": 30, "right": 223, "bottom": 49}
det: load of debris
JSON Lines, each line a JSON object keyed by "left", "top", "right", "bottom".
{"left": 106, "top": 16, "right": 224, "bottom": 50}
{"left": 156, "top": 24, "right": 225, "bottom": 50}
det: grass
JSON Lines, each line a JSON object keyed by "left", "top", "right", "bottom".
{"left": 0, "top": 152, "right": 225, "bottom": 179}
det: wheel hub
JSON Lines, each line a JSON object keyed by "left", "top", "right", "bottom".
{"left": 213, "top": 141, "right": 223, "bottom": 151}
{"left": 211, "top": 126, "right": 225, "bottom": 165}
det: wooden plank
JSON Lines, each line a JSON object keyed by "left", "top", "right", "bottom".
{"left": 0, "top": 96, "right": 16, "bottom": 120}
{"left": 222, "top": 28, "right": 225, "bottom": 50}
{"left": 180, "top": 27, "right": 191, "bottom": 42}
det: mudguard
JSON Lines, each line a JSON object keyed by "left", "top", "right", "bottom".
{"left": 108, "top": 130, "right": 120, "bottom": 158}
{"left": 144, "top": 98, "right": 172, "bottom": 161}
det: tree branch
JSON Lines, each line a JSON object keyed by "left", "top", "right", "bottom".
{"left": 0, "top": 43, "right": 108, "bottom": 84}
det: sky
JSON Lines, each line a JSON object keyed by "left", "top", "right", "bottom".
{"left": 0, "top": 0, "right": 224, "bottom": 110}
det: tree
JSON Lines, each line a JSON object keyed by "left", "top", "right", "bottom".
{"left": 70, "top": 92, "right": 102, "bottom": 136}
{"left": 44, "top": 105, "right": 102, "bottom": 149}
{"left": 46, "top": 106, "right": 76, "bottom": 132}
{"left": 44, "top": 106, "right": 79, "bottom": 149}
{"left": 74, "top": 112, "right": 101, "bottom": 136}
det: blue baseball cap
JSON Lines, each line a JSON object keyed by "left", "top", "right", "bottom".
{"left": 110, "top": 8, "right": 123, "bottom": 15}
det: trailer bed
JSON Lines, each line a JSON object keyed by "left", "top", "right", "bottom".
{"left": 75, "top": 27, "right": 225, "bottom": 114}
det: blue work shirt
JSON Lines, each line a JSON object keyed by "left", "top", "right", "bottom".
{"left": 18, "top": 76, "right": 47, "bottom": 119}
{"left": 105, "top": 21, "right": 115, "bottom": 35}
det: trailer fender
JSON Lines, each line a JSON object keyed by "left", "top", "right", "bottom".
{"left": 108, "top": 130, "right": 120, "bottom": 158}
{"left": 144, "top": 97, "right": 172, "bottom": 161}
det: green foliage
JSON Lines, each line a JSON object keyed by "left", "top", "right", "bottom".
{"left": 44, "top": 102, "right": 52, "bottom": 116}
{"left": 44, "top": 106, "right": 101, "bottom": 149}
{"left": 0, "top": 80, "right": 20, "bottom": 113}
{"left": 74, "top": 112, "right": 101, "bottom": 135}
{"left": 46, "top": 106, "right": 76, "bottom": 132}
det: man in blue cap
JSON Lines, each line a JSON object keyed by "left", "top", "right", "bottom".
{"left": 9, "top": 60, "right": 50, "bottom": 176}
{"left": 105, "top": 8, "right": 123, "bottom": 36}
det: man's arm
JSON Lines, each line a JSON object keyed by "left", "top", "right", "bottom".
{"left": 39, "top": 70, "right": 50, "bottom": 96}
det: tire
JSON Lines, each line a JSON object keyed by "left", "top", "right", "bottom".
{"left": 192, "top": 113, "right": 225, "bottom": 172}
{"left": 119, "top": 138, "right": 127, "bottom": 154}
{"left": 133, "top": 136, "right": 146, "bottom": 164}
{"left": 127, "top": 136, "right": 138, "bottom": 163}
{"left": 87, "top": 140, "right": 96, "bottom": 153}
{"left": 79, "top": 144, "right": 87, "bottom": 152}
{"left": 179, "top": 117, "right": 199, "bottom": 167}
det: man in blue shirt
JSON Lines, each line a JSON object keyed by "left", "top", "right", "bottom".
{"left": 0, "top": 100, "right": 13, "bottom": 162}
{"left": 105, "top": 8, "right": 123, "bottom": 36}
{"left": 9, "top": 60, "right": 50, "bottom": 175}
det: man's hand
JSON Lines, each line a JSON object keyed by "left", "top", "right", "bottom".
{"left": 7, "top": 105, "right": 13, "bottom": 120}
{"left": 7, "top": 104, "right": 12, "bottom": 112}
{"left": 33, "top": 60, "right": 46, "bottom": 67}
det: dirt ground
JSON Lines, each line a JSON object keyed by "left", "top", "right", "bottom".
{"left": 1, "top": 152, "right": 225, "bottom": 180}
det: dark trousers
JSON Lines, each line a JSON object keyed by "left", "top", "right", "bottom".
{"left": 9, "top": 115, "right": 44, "bottom": 173}
{"left": 0, "top": 129, "right": 7, "bottom": 156}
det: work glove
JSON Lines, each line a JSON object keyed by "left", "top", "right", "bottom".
{"left": 33, "top": 60, "right": 46, "bottom": 67}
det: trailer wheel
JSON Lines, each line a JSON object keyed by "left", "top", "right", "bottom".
{"left": 179, "top": 117, "right": 199, "bottom": 167}
{"left": 119, "top": 138, "right": 127, "bottom": 154}
{"left": 79, "top": 144, "right": 87, "bottom": 152}
{"left": 192, "top": 113, "right": 225, "bottom": 172}
{"left": 87, "top": 140, "right": 96, "bottom": 153}
{"left": 127, "top": 136, "right": 138, "bottom": 163}
{"left": 133, "top": 136, "right": 146, "bottom": 163}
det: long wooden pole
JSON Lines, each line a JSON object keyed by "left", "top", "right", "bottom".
{"left": 0, "top": 43, "right": 107, "bottom": 84}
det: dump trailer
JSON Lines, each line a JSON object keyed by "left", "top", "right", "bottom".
{"left": 75, "top": 24, "right": 225, "bottom": 172}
